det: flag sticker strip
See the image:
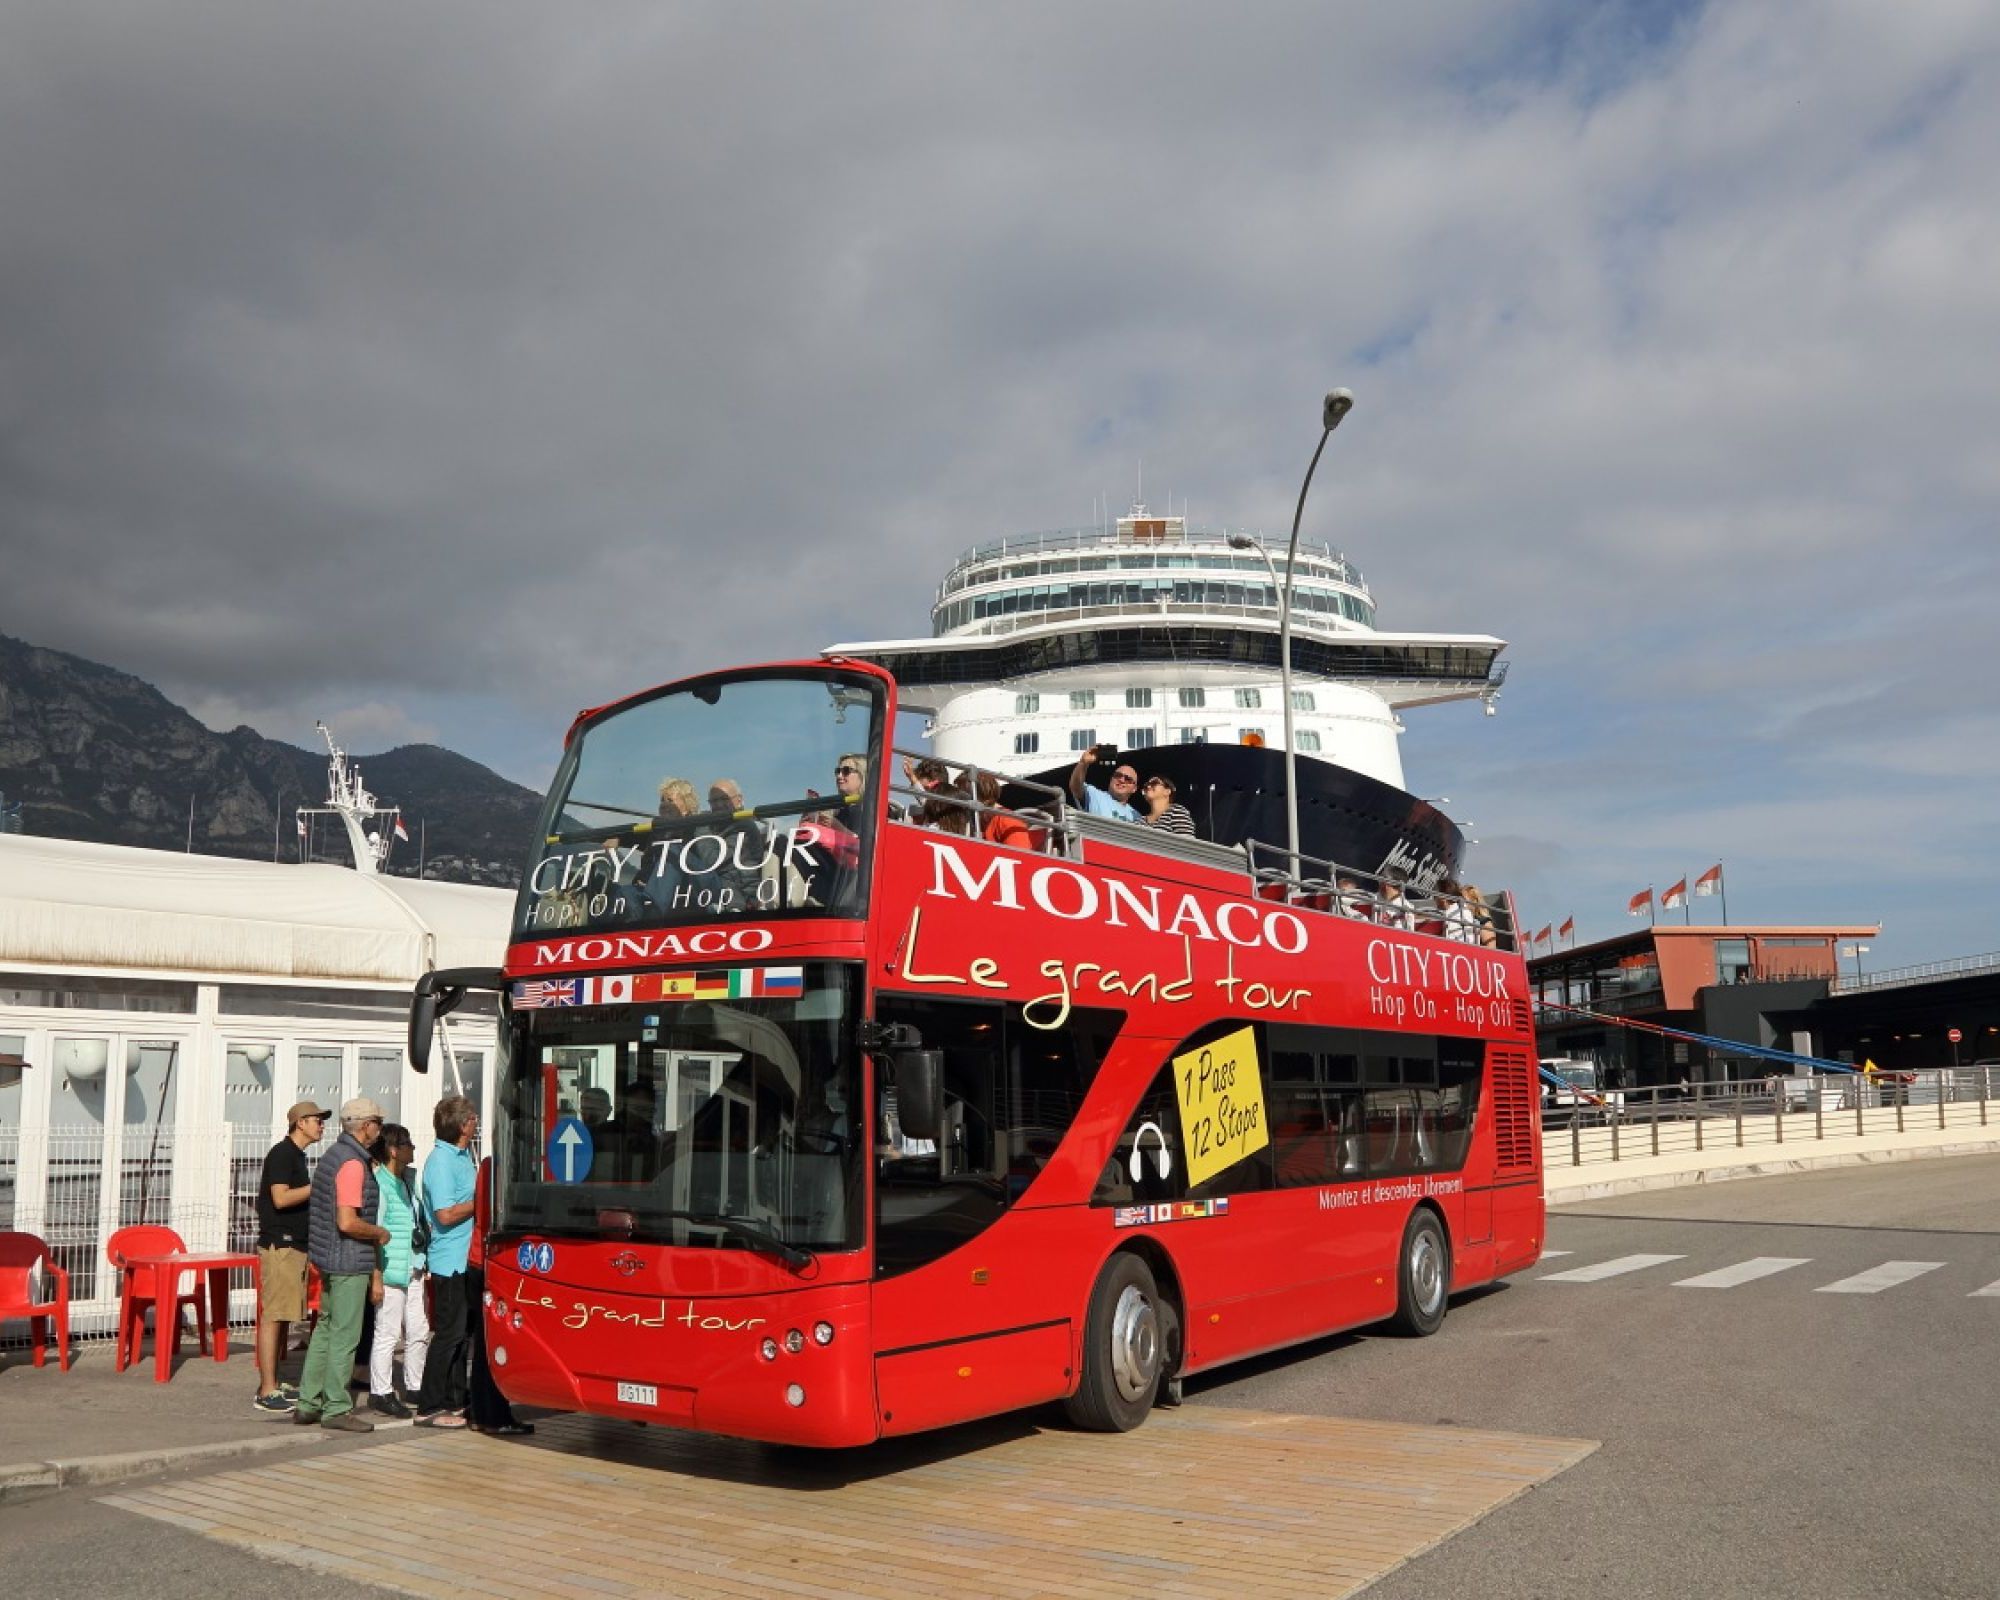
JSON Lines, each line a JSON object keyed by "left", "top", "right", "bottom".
{"left": 513, "top": 968, "right": 804, "bottom": 1009}
{"left": 1113, "top": 1197, "right": 1231, "bottom": 1229}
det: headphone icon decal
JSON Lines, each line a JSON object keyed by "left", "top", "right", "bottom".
{"left": 1129, "top": 1120, "right": 1173, "bottom": 1183}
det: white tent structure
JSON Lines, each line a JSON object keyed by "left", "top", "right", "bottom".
{"left": 0, "top": 835, "right": 512, "bottom": 1333}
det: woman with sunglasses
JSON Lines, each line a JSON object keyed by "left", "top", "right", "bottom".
{"left": 364, "top": 1123, "right": 430, "bottom": 1418}
{"left": 1138, "top": 775, "right": 1196, "bottom": 836}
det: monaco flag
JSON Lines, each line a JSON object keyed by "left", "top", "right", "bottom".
{"left": 393, "top": 816, "right": 410, "bottom": 843}
{"left": 1660, "top": 877, "right": 1688, "bottom": 909}
{"left": 1628, "top": 887, "right": 1653, "bottom": 916}
{"left": 1558, "top": 915, "right": 1575, "bottom": 940}
{"left": 1693, "top": 863, "right": 1723, "bottom": 897}
{"left": 1534, "top": 924, "right": 1553, "bottom": 948}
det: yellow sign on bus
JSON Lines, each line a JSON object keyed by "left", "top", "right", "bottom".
{"left": 1171, "top": 1024, "right": 1270, "bottom": 1188}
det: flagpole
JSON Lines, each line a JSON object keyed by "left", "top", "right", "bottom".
{"left": 420, "top": 818, "right": 427, "bottom": 880}
{"left": 1684, "top": 873, "right": 1692, "bottom": 926}
{"left": 1719, "top": 866, "right": 1728, "bottom": 927}
{"left": 1649, "top": 888, "right": 1656, "bottom": 927}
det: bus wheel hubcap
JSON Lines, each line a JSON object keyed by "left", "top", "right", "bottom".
{"left": 1108, "top": 1285, "right": 1159, "bottom": 1400}
{"left": 1411, "top": 1231, "right": 1443, "bottom": 1313}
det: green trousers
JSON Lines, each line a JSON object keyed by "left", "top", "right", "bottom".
{"left": 297, "top": 1270, "right": 370, "bottom": 1419}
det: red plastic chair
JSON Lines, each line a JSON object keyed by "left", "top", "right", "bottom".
{"left": 106, "top": 1224, "right": 209, "bottom": 1374}
{"left": 0, "top": 1232, "right": 71, "bottom": 1371}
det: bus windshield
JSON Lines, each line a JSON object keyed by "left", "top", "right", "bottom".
{"left": 513, "top": 669, "right": 884, "bottom": 942}
{"left": 497, "top": 962, "right": 862, "bottom": 1256}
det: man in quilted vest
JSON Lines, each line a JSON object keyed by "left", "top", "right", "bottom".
{"left": 295, "top": 1097, "right": 390, "bottom": 1431}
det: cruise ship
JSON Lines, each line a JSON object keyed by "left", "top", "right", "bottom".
{"left": 826, "top": 506, "right": 1507, "bottom": 891}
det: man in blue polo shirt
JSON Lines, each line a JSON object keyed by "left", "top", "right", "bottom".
{"left": 413, "top": 1094, "right": 479, "bottom": 1428}
{"left": 1068, "top": 746, "right": 1141, "bottom": 822}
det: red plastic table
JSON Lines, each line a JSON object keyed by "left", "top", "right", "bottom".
{"left": 124, "top": 1251, "right": 261, "bottom": 1383}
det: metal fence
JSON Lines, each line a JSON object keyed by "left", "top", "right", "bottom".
{"left": 1544, "top": 1068, "right": 2000, "bottom": 1167}
{"left": 1, "top": 1124, "right": 296, "bottom": 1345}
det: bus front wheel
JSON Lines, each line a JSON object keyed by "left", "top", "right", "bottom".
{"left": 1388, "top": 1208, "right": 1450, "bottom": 1336}
{"left": 1065, "top": 1253, "right": 1163, "bottom": 1432}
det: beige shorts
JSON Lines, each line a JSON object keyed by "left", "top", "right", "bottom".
{"left": 259, "top": 1246, "right": 311, "bottom": 1323}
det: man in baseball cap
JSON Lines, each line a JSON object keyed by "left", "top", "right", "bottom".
{"left": 253, "top": 1099, "right": 333, "bottom": 1413}
{"left": 295, "top": 1097, "right": 391, "bottom": 1431}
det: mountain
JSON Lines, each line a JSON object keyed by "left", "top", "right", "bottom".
{"left": 0, "top": 631, "right": 541, "bottom": 885}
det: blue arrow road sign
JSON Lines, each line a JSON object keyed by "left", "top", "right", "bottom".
{"left": 547, "top": 1116, "right": 593, "bottom": 1184}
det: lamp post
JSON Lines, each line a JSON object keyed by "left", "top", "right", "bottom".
{"left": 1228, "top": 388, "right": 1354, "bottom": 873}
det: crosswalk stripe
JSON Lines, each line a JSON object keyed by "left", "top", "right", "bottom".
{"left": 1673, "top": 1257, "right": 1811, "bottom": 1289}
{"left": 1538, "top": 1253, "right": 1684, "bottom": 1283}
{"left": 1815, "top": 1261, "right": 1945, "bottom": 1295}
{"left": 1538, "top": 1250, "right": 1573, "bottom": 1260}
{"left": 1968, "top": 1280, "right": 2000, "bottom": 1298}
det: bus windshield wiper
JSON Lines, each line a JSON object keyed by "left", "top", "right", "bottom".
{"left": 653, "top": 1209, "right": 815, "bottom": 1272}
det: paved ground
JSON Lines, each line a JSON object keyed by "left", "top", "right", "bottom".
{"left": 102, "top": 1407, "right": 1593, "bottom": 1600}
{"left": 5, "top": 1152, "right": 1995, "bottom": 1599}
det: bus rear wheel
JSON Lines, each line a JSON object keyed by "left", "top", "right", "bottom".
{"left": 1388, "top": 1209, "right": 1450, "bottom": 1337}
{"left": 1065, "top": 1253, "right": 1163, "bottom": 1432}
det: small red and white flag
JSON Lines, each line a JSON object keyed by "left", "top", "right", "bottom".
{"left": 1533, "top": 924, "right": 1553, "bottom": 948}
{"left": 393, "top": 816, "right": 410, "bottom": 842}
{"left": 1628, "top": 887, "right": 1653, "bottom": 916}
{"left": 1660, "top": 877, "right": 1687, "bottom": 910}
{"left": 1693, "top": 863, "right": 1723, "bottom": 897}
{"left": 1558, "top": 916, "right": 1575, "bottom": 941}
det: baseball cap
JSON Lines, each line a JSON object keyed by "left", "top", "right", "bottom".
{"left": 286, "top": 1100, "right": 332, "bottom": 1127}
{"left": 340, "top": 1096, "right": 388, "bottom": 1123}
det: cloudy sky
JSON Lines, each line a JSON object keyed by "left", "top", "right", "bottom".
{"left": 3, "top": 2, "right": 1995, "bottom": 967}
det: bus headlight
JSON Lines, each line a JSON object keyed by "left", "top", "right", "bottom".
{"left": 493, "top": 1346, "right": 508, "bottom": 1367}
{"left": 760, "top": 1337, "right": 779, "bottom": 1362}
{"left": 783, "top": 1328, "right": 805, "bottom": 1355}
{"left": 784, "top": 1383, "right": 806, "bottom": 1407}
{"left": 511, "top": 1311, "right": 523, "bottom": 1330}
{"left": 813, "top": 1321, "right": 835, "bottom": 1346}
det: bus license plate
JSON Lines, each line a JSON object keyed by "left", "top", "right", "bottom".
{"left": 616, "top": 1381, "right": 658, "bottom": 1407}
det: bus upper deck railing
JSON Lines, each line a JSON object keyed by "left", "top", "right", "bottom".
{"left": 884, "top": 748, "right": 1519, "bottom": 954}
{"left": 1541, "top": 1068, "right": 2000, "bottom": 1169}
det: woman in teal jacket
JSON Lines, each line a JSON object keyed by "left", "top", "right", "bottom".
{"left": 365, "top": 1123, "right": 430, "bottom": 1418}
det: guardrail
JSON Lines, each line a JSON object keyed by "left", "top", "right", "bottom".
{"left": 1544, "top": 1068, "right": 1999, "bottom": 1168}
{"left": 1830, "top": 950, "right": 2000, "bottom": 995}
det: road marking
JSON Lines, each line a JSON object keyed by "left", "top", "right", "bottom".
{"left": 1538, "top": 1253, "right": 1685, "bottom": 1283}
{"left": 1967, "top": 1279, "right": 2000, "bottom": 1298}
{"left": 1815, "top": 1261, "right": 1945, "bottom": 1294}
{"left": 1673, "top": 1257, "right": 1811, "bottom": 1289}
{"left": 1539, "top": 1249, "right": 1574, "bottom": 1260}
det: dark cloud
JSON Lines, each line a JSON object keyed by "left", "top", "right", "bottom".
{"left": 3, "top": 1, "right": 1996, "bottom": 963}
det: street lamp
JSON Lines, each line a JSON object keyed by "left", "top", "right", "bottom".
{"left": 1228, "top": 388, "right": 1354, "bottom": 873}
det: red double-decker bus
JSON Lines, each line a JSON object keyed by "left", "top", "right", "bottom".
{"left": 414, "top": 659, "right": 1542, "bottom": 1446}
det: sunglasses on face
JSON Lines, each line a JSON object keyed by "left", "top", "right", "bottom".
{"left": 1112, "top": 772, "right": 1138, "bottom": 784}
{"left": 835, "top": 766, "right": 861, "bottom": 777}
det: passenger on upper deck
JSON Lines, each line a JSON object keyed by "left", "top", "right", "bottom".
{"left": 1437, "top": 877, "right": 1480, "bottom": 943}
{"left": 1137, "top": 775, "right": 1196, "bottom": 837}
{"left": 705, "top": 778, "right": 769, "bottom": 908}
{"left": 1067, "top": 744, "right": 1140, "bottom": 823}
{"left": 824, "top": 753, "right": 868, "bottom": 833}
{"left": 1376, "top": 876, "right": 1416, "bottom": 931}
{"left": 975, "top": 771, "right": 1034, "bottom": 848}
{"left": 1334, "top": 874, "right": 1370, "bottom": 919}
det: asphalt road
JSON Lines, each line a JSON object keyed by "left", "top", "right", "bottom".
{"left": 1198, "top": 1151, "right": 2000, "bottom": 1600}
{"left": 4, "top": 1152, "right": 1995, "bottom": 1599}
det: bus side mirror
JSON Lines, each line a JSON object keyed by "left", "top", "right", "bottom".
{"left": 408, "top": 989, "right": 438, "bottom": 1074}
{"left": 408, "top": 966, "right": 504, "bottom": 1075}
{"left": 893, "top": 1048, "right": 945, "bottom": 1143}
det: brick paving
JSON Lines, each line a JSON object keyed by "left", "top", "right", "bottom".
{"left": 104, "top": 1407, "right": 1595, "bottom": 1599}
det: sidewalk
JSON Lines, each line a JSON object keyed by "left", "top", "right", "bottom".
{"left": 0, "top": 1328, "right": 383, "bottom": 1504}
{"left": 1544, "top": 1117, "right": 2000, "bottom": 1204}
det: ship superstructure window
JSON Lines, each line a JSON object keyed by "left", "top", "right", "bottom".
{"left": 1234, "top": 688, "right": 1262, "bottom": 709}
{"left": 1178, "top": 687, "right": 1206, "bottom": 708}
{"left": 0, "top": 974, "right": 199, "bottom": 1013}
{"left": 1126, "top": 728, "right": 1157, "bottom": 750}
{"left": 1015, "top": 693, "right": 1041, "bottom": 714}
{"left": 1125, "top": 688, "right": 1153, "bottom": 709}
{"left": 1069, "top": 728, "right": 1097, "bottom": 752}
{"left": 1180, "top": 728, "right": 1208, "bottom": 744}
{"left": 1068, "top": 689, "right": 1096, "bottom": 711}
{"left": 1291, "top": 690, "right": 1317, "bottom": 711}
{"left": 1297, "top": 731, "right": 1322, "bottom": 752}
{"left": 1013, "top": 733, "right": 1040, "bottom": 756}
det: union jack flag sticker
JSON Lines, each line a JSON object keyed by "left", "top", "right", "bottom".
{"left": 514, "top": 978, "right": 581, "bottom": 1009}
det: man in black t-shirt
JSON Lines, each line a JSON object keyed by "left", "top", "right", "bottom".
{"left": 254, "top": 1100, "right": 328, "bottom": 1413}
